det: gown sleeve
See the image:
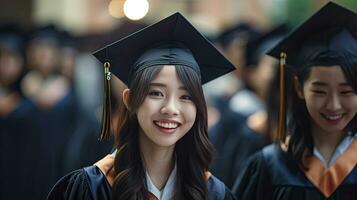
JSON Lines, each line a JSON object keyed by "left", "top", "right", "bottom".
{"left": 46, "top": 169, "right": 93, "bottom": 200}
{"left": 232, "top": 151, "right": 273, "bottom": 200}
{"left": 47, "top": 166, "right": 112, "bottom": 200}
{"left": 207, "top": 175, "right": 237, "bottom": 200}
{"left": 223, "top": 187, "right": 237, "bottom": 200}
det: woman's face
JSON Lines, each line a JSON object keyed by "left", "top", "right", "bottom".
{"left": 136, "top": 65, "right": 197, "bottom": 148}
{"left": 0, "top": 49, "right": 23, "bottom": 86}
{"left": 298, "top": 66, "right": 357, "bottom": 135}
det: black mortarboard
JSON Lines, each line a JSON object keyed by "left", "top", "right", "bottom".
{"left": 268, "top": 2, "right": 357, "bottom": 68}
{"left": 60, "top": 30, "right": 78, "bottom": 49}
{"left": 266, "top": 2, "right": 357, "bottom": 141}
{"left": 93, "top": 12, "right": 236, "bottom": 140}
{"left": 0, "top": 24, "right": 25, "bottom": 54}
{"left": 216, "top": 23, "right": 261, "bottom": 49}
{"left": 246, "top": 24, "right": 290, "bottom": 67}
{"left": 93, "top": 12, "right": 235, "bottom": 86}
{"left": 29, "top": 24, "right": 61, "bottom": 45}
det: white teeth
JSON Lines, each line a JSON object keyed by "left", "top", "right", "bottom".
{"left": 324, "top": 114, "right": 343, "bottom": 120}
{"left": 155, "top": 121, "right": 179, "bottom": 129}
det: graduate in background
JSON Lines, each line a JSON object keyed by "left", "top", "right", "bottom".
{"left": 0, "top": 25, "right": 44, "bottom": 199}
{"left": 234, "top": 2, "right": 357, "bottom": 199}
{"left": 47, "top": 13, "right": 236, "bottom": 200}
{"left": 215, "top": 23, "right": 263, "bottom": 117}
{"left": 205, "top": 22, "right": 264, "bottom": 189}
{"left": 238, "top": 24, "right": 291, "bottom": 142}
{"left": 21, "top": 25, "right": 78, "bottom": 192}
{"left": 220, "top": 25, "right": 291, "bottom": 188}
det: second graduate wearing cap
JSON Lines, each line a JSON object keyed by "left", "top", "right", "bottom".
{"left": 47, "top": 13, "right": 236, "bottom": 200}
{"left": 233, "top": 2, "right": 357, "bottom": 200}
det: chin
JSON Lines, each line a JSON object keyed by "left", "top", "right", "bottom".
{"left": 154, "top": 141, "right": 177, "bottom": 148}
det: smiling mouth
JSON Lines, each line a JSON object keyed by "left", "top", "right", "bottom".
{"left": 321, "top": 113, "right": 344, "bottom": 121}
{"left": 154, "top": 121, "right": 180, "bottom": 129}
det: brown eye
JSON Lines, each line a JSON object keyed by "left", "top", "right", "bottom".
{"left": 311, "top": 90, "right": 326, "bottom": 94}
{"left": 341, "top": 90, "right": 355, "bottom": 95}
{"left": 148, "top": 91, "right": 163, "bottom": 97}
{"left": 181, "top": 95, "right": 192, "bottom": 101}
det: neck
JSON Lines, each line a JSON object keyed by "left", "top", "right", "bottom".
{"left": 139, "top": 130, "right": 175, "bottom": 190}
{"left": 311, "top": 124, "right": 345, "bottom": 163}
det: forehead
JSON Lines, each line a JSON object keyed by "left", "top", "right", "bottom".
{"left": 306, "top": 65, "right": 347, "bottom": 83}
{"left": 151, "top": 65, "right": 180, "bottom": 82}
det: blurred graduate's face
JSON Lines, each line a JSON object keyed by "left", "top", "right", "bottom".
{"left": 296, "top": 66, "right": 357, "bottom": 135}
{"left": 135, "top": 65, "right": 197, "bottom": 148}
{"left": 0, "top": 49, "right": 23, "bottom": 86}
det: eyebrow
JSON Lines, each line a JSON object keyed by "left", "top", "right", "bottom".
{"left": 311, "top": 81, "right": 327, "bottom": 86}
{"left": 311, "top": 81, "right": 351, "bottom": 87}
{"left": 339, "top": 83, "right": 352, "bottom": 87}
{"left": 149, "top": 82, "right": 187, "bottom": 90}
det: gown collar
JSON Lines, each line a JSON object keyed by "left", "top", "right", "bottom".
{"left": 303, "top": 133, "right": 357, "bottom": 197}
{"left": 313, "top": 132, "right": 356, "bottom": 167}
{"left": 146, "top": 164, "right": 177, "bottom": 200}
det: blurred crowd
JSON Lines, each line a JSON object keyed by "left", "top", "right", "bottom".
{"left": 205, "top": 22, "right": 292, "bottom": 189}
{"left": 0, "top": 23, "right": 132, "bottom": 199}
{"left": 0, "top": 19, "right": 291, "bottom": 199}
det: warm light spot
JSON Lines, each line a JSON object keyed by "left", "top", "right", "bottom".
{"left": 108, "top": 0, "right": 125, "bottom": 19}
{"left": 123, "top": 0, "right": 149, "bottom": 20}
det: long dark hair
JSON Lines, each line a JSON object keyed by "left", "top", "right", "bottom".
{"left": 112, "top": 65, "right": 214, "bottom": 200}
{"left": 286, "top": 57, "right": 357, "bottom": 168}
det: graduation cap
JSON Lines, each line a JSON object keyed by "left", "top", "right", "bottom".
{"left": 29, "top": 24, "right": 61, "bottom": 45}
{"left": 60, "top": 30, "right": 78, "bottom": 50}
{"left": 245, "top": 24, "right": 290, "bottom": 67}
{"left": 93, "top": 12, "right": 236, "bottom": 140}
{"left": 267, "top": 2, "right": 357, "bottom": 141}
{"left": 216, "top": 23, "right": 261, "bottom": 49}
{"left": 0, "top": 24, "right": 25, "bottom": 54}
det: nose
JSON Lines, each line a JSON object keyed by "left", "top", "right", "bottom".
{"left": 325, "top": 93, "right": 342, "bottom": 111}
{"left": 160, "top": 97, "right": 179, "bottom": 116}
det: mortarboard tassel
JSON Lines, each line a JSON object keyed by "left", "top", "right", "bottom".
{"left": 277, "top": 52, "right": 287, "bottom": 142}
{"left": 99, "top": 61, "right": 112, "bottom": 140}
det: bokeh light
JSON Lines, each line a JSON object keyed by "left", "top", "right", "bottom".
{"left": 108, "top": 0, "right": 125, "bottom": 19}
{"left": 123, "top": 0, "right": 149, "bottom": 20}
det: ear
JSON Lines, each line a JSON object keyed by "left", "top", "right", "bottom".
{"left": 122, "top": 89, "right": 130, "bottom": 109}
{"left": 294, "top": 76, "right": 304, "bottom": 99}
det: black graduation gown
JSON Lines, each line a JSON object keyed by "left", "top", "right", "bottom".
{"left": 37, "top": 88, "right": 78, "bottom": 190}
{"left": 61, "top": 111, "right": 114, "bottom": 174}
{"left": 0, "top": 98, "right": 44, "bottom": 199}
{"left": 233, "top": 144, "right": 357, "bottom": 200}
{"left": 47, "top": 165, "right": 236, "bottom": 200}
{"left": 209, "top": 97, "right": 267, "bottom": 188}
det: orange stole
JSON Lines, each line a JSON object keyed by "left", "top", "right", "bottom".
{"left": 95, "top": 154, "right": 213, "bottom": 199}
{"left": 302, "top": 139, "right": 357, "bottom": 197}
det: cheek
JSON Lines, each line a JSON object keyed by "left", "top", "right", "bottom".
{"left": 344, "top": 97, "right": 357, "bottom": 113}
{"left": 303, "top": 97, "right": 328, "bottom": 122}
{"left": 182, "top": 104, "right": 197, "bottom": 124}
{"left": 137, "top": 99, "right": 155, "bottom": 121}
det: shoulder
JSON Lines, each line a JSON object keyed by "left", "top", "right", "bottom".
{"left": 47, "top": 154, "right": 114, "bottom": 200}
{"left": 261, "top": 143, "right": 282, "bottom": 162}
{"left": 94, "top": 154, "right": 115, "bottom": 186}
{"left": 47, "top": 168, "right": 93, "bottom": 200}
{"left": 207, "top": 174, "right": 236, "bottom": 200}
{"left": 260, "top": 143, "right": 312, "bottom": 186}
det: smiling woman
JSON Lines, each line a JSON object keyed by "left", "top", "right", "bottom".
{"left": 234, "top": 2, "right": 357, "bottom": 200}
{"left": 47, "top": 12, "right": 236, "bottom": 200}
{"left": 132, "top": 65, "right": 197, "bottom": 148}
{"left": 296, "top": 66, "right": 357, "bottom": 143}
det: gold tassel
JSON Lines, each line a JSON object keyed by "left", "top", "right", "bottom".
{"left": 277, "top": 52, "right": 287, "bottom": 142}
{"left": 99, "top": 61, "right": 112, "bottom": 141}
